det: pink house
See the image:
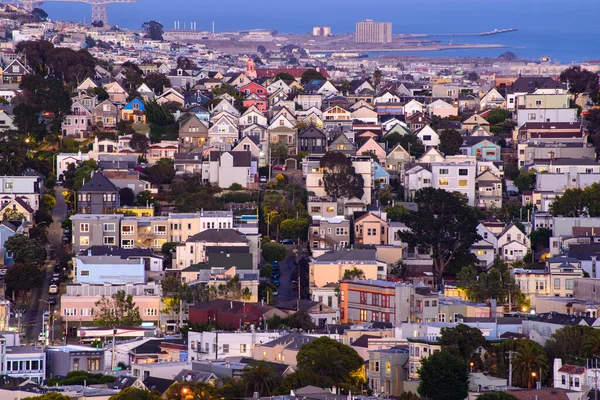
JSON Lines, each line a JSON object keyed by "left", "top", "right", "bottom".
{"left": 61, "top": 295, "right": 161, "bottom": 323}
{"left": 62, "top": 100, "right": 92, "bottom": 139}
{"left": 356, "top": 137, "right": 387, "bottom": 165}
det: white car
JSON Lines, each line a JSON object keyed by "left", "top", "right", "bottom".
{"left": 48, "top": 284, "right": 58, "bottom": 295}
{"left": 38, "top": 332, "right": 45, "bottom": 342}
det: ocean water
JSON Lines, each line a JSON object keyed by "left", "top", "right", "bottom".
{"left": 41, "top": 0, "right": 600, "bottom": 62}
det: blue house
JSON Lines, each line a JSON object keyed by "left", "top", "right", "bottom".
{"left": 373, "top": 161, "right": 390, "bottom": 186}
{"left": 461, "top": 137, "right": 501, "bottom": 161}
{"left": 121, "top": 98, "right": 146, "bottom": 123}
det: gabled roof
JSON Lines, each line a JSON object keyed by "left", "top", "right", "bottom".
{"left": 142, "top": 376, "right": 174, "bottom": 394}
{"left": 209, "top": 150, "right": 252, "bottom": 166}
{"left": 78, "top": 172, "right": 119, "bottom": 193}
{"left": 123, "top": 98, "right": 145, "bottom": 111}
{"left": 298, "top": 125, "right": 326, "bottom": 139}
{"left": 186, "top": 228, "right": 247, "bottom": 243}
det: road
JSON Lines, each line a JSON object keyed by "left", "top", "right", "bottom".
{"left": 274, "top": 252, "right": 296, "bottom": 303}
{"left": 20, "top": 186, "right": 68, "bottom": 344}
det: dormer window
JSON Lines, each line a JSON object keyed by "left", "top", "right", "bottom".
{"left": 177, "top": 69, "right": 183, "bottom": 76}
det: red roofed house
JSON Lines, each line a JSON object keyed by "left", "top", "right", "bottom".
{"left": 553, "top": 358, "right": 588, "bottom": 392}
{"left": 188, "top": 299, "right": 263, "bottom": 329}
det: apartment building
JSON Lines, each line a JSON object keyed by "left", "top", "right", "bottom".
{"left": 76, "top": 171, "right": 120, "bottom": 214}
{"left": 356, "top": 20, "right": 392, "bottom": 43}
{"left": 5, "top": 346, "right": 46, "bottom": 384}
{"left": 339, "top": 280, "right": 439, "bottom": 324}
{"left": 120, "top": 216, "right": 169, "bottom": 250}
{"left": 431, "top": 159, "right": 477, "bottom": 206}
{"left": 0, "top": 173, "right": 44, "bottom": 211}
{"left": 188, "top": 330, "right": 285, "bottom": 361}
{"left": 169, "top": 211, "right": 234, "bottom": 243}
{"left": 309, "top": 216, "right": 350, "bottom": 254}
{"left": 368, "top": 348, "right": 410, "bottom": 397}
{"left": 71, "top": 214, "right": 123, "bottom": 253}
{"left": 175, "top": 229, "right": 250, "bottom": 269}
{"left": 310, "top": 249, "right": 388, "bottom": 288}
{"left": 354, "top": 211, "right": 388, "bottom": 246}
{"left": 73, "top": 254, "right": 145, "bottom": 284}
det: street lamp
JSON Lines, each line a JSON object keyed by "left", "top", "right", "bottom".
{"left": 470, "top": 361, "right": 474, "bottom": 373}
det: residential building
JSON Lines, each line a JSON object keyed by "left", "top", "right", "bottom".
{"left": 475, "top": 170, "right": 503, "bottom": 209}
{"left": 56, "top": 151, "right": 90, "bottom": 181}
{"left": 188, "top": 300, "right": 264, "bottom": 329}
{"left": 71, "top": 214, "right": 123, "bottom": 253}
{"left": 73, "top": 254, "right": 145, "bottom": 284}
{"left": 188, "top": 330, "right": 284, "bottom": 361}
{"left": 368, "top": 348, "right": 410, "bottom": 397}
{"left": 339, "top": 280, "right": 438, "bottom": 324}
{"left": 354, "top": 211, "right": 388, "bottom": 246}
{"left": 47, "top": 346, "right": 105, "bottom": 378}
{"left": 76, "top": 171, "right": 120, "bottom": 214}
{"left": 356, "top": 20, "right": 392, "bottom": 43}
{"left": 203, "top": 151, "right": 257, "bottom": 189}
{"left": 92, "top": 100, "right": 119, "bottom": 129}
{"left": 309, "top": 249, "right": 388, "bottom": 288}
{"left": 407, "top": 337, "right": 442, "bottom": 380}
{"left": 0, "top": 173, "right": 44, "bottom": 211}
{"left": 121, "top": 98, "right": 146, "bottom": 124}
{"left": 5, "top": 346, "right": 45, "bottom": 384}
{"left": 179, "top": 114, "right": 209, "bottom": 150}
{"left": 431, "top": 159, "right": 476, "bottom": 206}
{"left": 175, "top": 229, "right": 251, "bottom": 269}
{"left": 298, "top": 125, "right": 327, "bottom": 154}
{"left": 253, "top": 333, "right": 317, "bottom": 367}
{"left": 309, "top": 216, "right": 350, "bottom": 254}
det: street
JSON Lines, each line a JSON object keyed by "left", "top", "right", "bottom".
{"left": 274, "top": 253, "right": 297, "bottom": 303}
{"left": 19, "top": 186, "right": 68, "bottom": 344}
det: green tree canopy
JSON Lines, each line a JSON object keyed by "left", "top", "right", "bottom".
{"left": 439, "top": 324, "right": 487, "bottom": 362}
{"left": 513, "top": 168, "right": 536, "bottom": 193}
{"left": 382, "top": 132, "right": 424, "bottom": 158}
{"left": 457, "top": 261, "right": 526, "bottom": 309}
{"left": 438, "top": 128, "right": 463, "bottom": 156}
{"left": 241, "top": 361, "right": 282, "bottom": 396}
{"left": 550, "top": 183, "right": 600, "bottom": 217}
{"left": 262, "top": 242, "right": 286, "bottom": 263}
{"left": 144, "top": 72, "right": 171, "bottom": 95}
{"left": 399, "top": 188, "right": 480, "bottom": 290}
{"left": 275, "top": 72, "right": 295, "bottom": 82}
{"left": 530, "top": 228, "right": 552, "bottom": 251}
{"left": 544, "top": 325, "right": 595, "bottom": 362}
{"left": 163, "top": 381, "right": 221, "bottom": 400}
{"left": 5, "top": 234, "right": 47, "bottom": 266}
{"left": 144, "top": 158, "right": 175, "bottom": 185}
{"left": 301, "top": 69, "right": 326, "bottom": 84}
{"left": 417, "top": 350, "right": 469, "bottom": 400}
{"left": 384, "top": 204, "right": 409, "bottom": 221}
{"left": 342, "top": 267, "right": 365, "bottom": 280}
{"left": 24, "top": 393, "right": 72, "bottom": 400}
{"left": 512, "top": 339, "right": 548, "bottom": 388}
{"left": 94, "top": 290, "right": 142, "bottom": 327}
{"left": 280, "top": 370, "right": 334, "bottom": 393}
{"left": 63, "top": 159, "right": 98, "bottom": 190}
{"left": 119, "top": 187, "right": 136, "bottom": 207}
{"left": 485, "top": 108, "right": 512, "bottom": 125}
{"left": 296, "top": 336, "right": 364, "bottom": 385}
{"left": 560, "top": 65, "right": 599, "bottom": 100}
{"left": 142, "top": 21, "right": 164, "bottom": 40}
{"left": 108, "top": 387, "right": 162, "bottom": 400}
{"left": 5, "top": 263, "right": 43, "bottom": 300}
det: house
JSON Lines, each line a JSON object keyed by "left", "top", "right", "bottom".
{"left": 208, "top": 116, "right": 239, "bottom": 151}
{"left": 5, "top": 346, "right": 46, "bottom": 384}
{"left": 516, "top": 107, "right": 578, "bottom": 128}
{"left": 62, "top": 99, "right": 92, "bottom": 139}
{"left": 0, "top": 198, "right": 34, "bottom": 222}
{"left": 339, "top": 280, "right": 438, "bottom": 324}
{"left": 406, "top": 112, "right": 431, "bottom": 131}
{"left": 189, "top": 300, "right": 263, "bottom": 329}
{"left": 386, "top": 144, "right": 411, "bottom": 174}
{"left": 92, "top": 99, "right": 119, "bottom": 129}
{"left": 121, "top": 98, "right": 146, "bottom": 124}
{"left": 56, "top": 151, "right": 90, "bottom": 181}
{"left": 462, "top": 114, "right": 490, "bottom": 130}
{"left": 179, "top": 114, "right": 209, "bottom": 150}
{"left": 351, "top": 106, "right": 379, "bottom": 124}
{"left": 322, "top": 106, "right": 352, "bottom": 131}
{"left": 404, "top": 99, "right": 424, "bottom": 117}
{"left": 309, "top": 249, "right": 388, "bottom": 288}
{"left": 240, "top": 106, "right": 267, "bottom": 128}
{"left": 475, "top": 170, "right": 503, "bottom": 209}
{"left": 73, "top": 254, "right": 145, "bottom": 284}
{"left": 374, "top": 90, "right": 400, "bottom": 105}
{"left": 47, "top": 345, "right": 105, "bottom": 378}
{"left": 0, "top": 173, "right": 44, "bottom": 212}
{"left": 427, "top": 99, "right": 458, "bottom": 118}
{"left": 252, "top": 333, "right": 316, "bottom": 367}
{"left": 167, "top": 68, "right": 196, "bottom": 88}
{"left": 354, "top": 211, "right": 388, "bottom": 246}
{"left": 329, "top": 134, "right": 356, "bottom": 155}
{"left": 0, "top": 220, "right": 27, "bottom": 262}
{"left": 76, "top": 171, "right": 120, "bottom": 214}
{"left": 204, "top": 151, "right": 256, "bottom": 189}
{"left": 77, "top": 77, "right": 98, "bottom": 93}
{"left": 269, "top": 126, "right": 297, "bottom": 156}
{"left": 147, "top": 141, "right": 178, "bottom": 164}
{"left": 416, "top": 125, "right": 440, "bottom": 148}
{"left": 0, "top": 110, "right": 16, "bottom": 132}
{"left": 309, "top": 216, "right": 350, "bottom": 253}
{"left": 480, "top": 88, "right": 506, "bottom": 109}
{"left": 188, "top": 330, "right": 284, "bottom": 361}
{"left": 157, "top": 87, "right": 185, "bottom": 107}
{"left": 2, "top": 59, "right": 27, "bottom": 83}
{"left": 497, "top": 223, "right": 530, "bottom": 262}
{"left": 462, "top": 137, "right": 501, "bottom": 161}
{"left": 431, "top": 159, "right": 477, "bottom": 206}
{"left": 297, "top": 94, "right": 322, "bottom": 110}
{"left": 174, "top": 229, "right": 252, "bottom": 269}
{"left": 368, "top": 348, "right": 410, "bottom": 397}
{"left": 298, "top": 125, "right": 327, "bottom": 154}
{"left": 356, "top": 138, "right": 386, "bottom": 165}
{"left": 103, "top": 81, "right": 128, "bottom": 104}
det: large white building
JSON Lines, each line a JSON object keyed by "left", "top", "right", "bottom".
{"left": 356, "top": 20, "right": 392, "bottom": 43}
{"left": 187, "top": 330, "right": 285, "bottom": 361}
{"left": 431, "top": 159, "right": 476, "bottom": 206}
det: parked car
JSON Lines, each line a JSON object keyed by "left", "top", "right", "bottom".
{"left": 280, "top": 239, "right": 295, "bottom": 245}
{"left": 273, "top": 164, "right": 286, "bottom": 171}
{"left": 38, "top": 332, "right": 46, "bottom": 342}
{"left": 48, "top": 284, "right": 58, "bottom": 295}
{"left": 48, "top": 297, "right": 56, "bottom": 305}
{"left": 259, "top": 176, "right": 268, "bottom": 183}
{"left": 271, "top": 261, "right": 279, "bottom": 268}
{"left": 271, "top": 271, "right": 280, "bottom": 279}
{"left": 272, "top": 278, "right": 280, "bottom": 286}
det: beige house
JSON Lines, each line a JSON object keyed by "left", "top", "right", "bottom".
{"left": 179, "top": 114, "right": 209, "bottom": 150}
{"left": 522, "top": 94, "right": 571, "bottom": 109}
{"left": 120, "top": 216, "right": 169, "bottom": 250}
{"left": 475, "top": 170, "right": 503, "bottom": 209}
{"left": 309, "top": 249, "right": 387, "bottom": 288}
{"left": 269, "top": 126, "right": 298, "bottom": 155}
{"left": 253, "top": 333, "right": 315, "bottom": 367}
{"left": 354, "top": 212, "right": 388, "bottom": 246}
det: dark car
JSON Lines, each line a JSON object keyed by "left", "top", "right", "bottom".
{"left": 259, "top": 176, "right": 268, "bottom": 183}
{"left": 271, "top": 271, "right": 280, "bottom": 279}
{"left": 280, "top": 239, "right": 295, "bottom": 245}
{"left": 272, "top": 278, "right": 280, "bottom": 286}
{"left": 271, "top": 261, "right": 279, "bottom": 268}
{"left": 48, "top": 297, "right": 56, "bottom": 305}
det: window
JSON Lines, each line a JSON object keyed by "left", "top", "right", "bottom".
{"left": 566, "top": 279, "right": 574, "bottom": 290}
{"left": 438, "top": 179, "right": 449, "bottom": 186}
{"left": 374, "top": 361, "right": 380, "bottom": 372}
{"left": 73, "top": 358, "right": 79, "bottom": 371}
{"left": 372, "top": 293, "right": 380, "bottom": 306}
{"left": 64, "top": 308, "right": 77, "bottom": 316}
{"left": 80, "top": 223, "right": 89, "bottom": 232}
{"left": 340, "top": 290, "right": 344, "bottom": 301}
{"left": 122, "top": 239, "right": 134, "bottom": 248}
{"left": 458, "top": 179, "right": 468, "bottom": 187}
{"left": 360, "top": 309, "right": 367, "bottom": 321}
{"left": 80, "top": 308, "right": 94, "bottom": 316}
{"left": 144, "top": 308, "right": 158, "bottom": 316}
{"left": 103, "top": 223, "right": 115, "bottom": 232}
{"left": 80, "top": 236, "right": 89, "bottom": 246}
{"left": 122, "top": 225, "right": 134, "bottom": 235}
{"left": 80, "top": 270, "right": 90, "bottom": 276}
{"left": 4, "top": 182, "right": 12, "bottom": 189}
{"left": 222, "top": 344, "right": 229, "bottom": 354}
{"left": 554, "top": 278, "right": 561, "bottom": 290}
{"left": 154, "top": 225, "right": 167, "bottom": 234}
{"left": 360, "top": 292, "right": 367, "bottom": 304}
{"left": 438, "top": 168, "right": 449, "bottom": 175}
{"left": 103, "top": 236, "right": 115, "bottom": 245}
{"left": 423, "top": 135, "right": 432, "bottom": 141}
{"left": 88, "top": 359, "right": 100, "bottom": 371}
{"left": 386, "top": 362, "right": 391, "bottom": 373}
{"left": 528, "top": 113, "right": 536, "bottom": 121}
{"left": 459, "top": 169, "right": 468, "bottom": 176}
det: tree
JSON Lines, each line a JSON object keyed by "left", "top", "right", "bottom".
{"left": 260, "top": 263, "right": 273, "bottom": 278}
{"left": 372, "top": 69, "right": 383, "bottom": 89}
{"left": 144, "top": 99, "right": 174, "bottom": 126}
{"left": 41, "top": 193, "right": 56, "bottom": 211}
{"left": 108, "top": 387, "right": 162, "bottom": 400}
{"left": 498, "top": 51, "right": 518, "bottom": 61}
{"left": 163, "top": 382, "right": 220, "bottom": 400}
{"left": 582, "top": 329, "right": 600, "bottom": 358}
{"left": 91, "top": 20, "right": 104, "bottom": 27}
{"left": 417, "top": 350, "right": 469, "bottom": 400}
{"left": 512, "top": 339, "right": 548, "bottom": 389}
{"left": 5, "top": 234, "right": 46, "bottom": 266}
{"left": 279, "top": 218, "right": 309, "bottom": 241}
{"left": 2, "top": 208, "right": 25, "bottom": 221}
{"left": 94, "top": 290, "right": 142, "bottom": 327}
{"left": 382, "top": 133, "right": 425, "bottom": 158}
{"left": 342, "top": 267, "right": 365, "bottom": 280}
{"left": 296, "top": 336, "right": 364, "bottom": 385}
{"left": 550, "top": 187, "right": 587, "bottom": 217}
{"left": 485, "top": 108, "right": 512, "bottom": 125}
{"left": 31, "top": 7, "right": 48, "bottom": 21}
{"left": 560, "top": 66, "right": 599, "bottom": 100}
{"left": 5, "top": 263, "right": 43, "bottom": 300}
{"left": 280, "top": 370, "right": 333, "bottom": 392}
{"left": 119, "top": 187, "right": 136, "bottom": 207}
{"left": 384, "top": 204, "right": 408, "bottom": 221}
{"left": 438, "top": 128, "right": 463, "bottom": 156}
{"left": 242, "top": 361, "right": 282, "bottom": 396}
{"left": 84, "top": 36, "right": 96, "bottom": 49}
{"left": 129, "top": 133, "right": 149, "bottom": 153}
{"left": 137, "top": 190, "right": 154, "bottom": 206}
{"left": 144, "top": 72, "right": 171, "bottom": 95}
{"left": 457, "top": 262, "right": 525, "bottom": 310}
{"left": 439, "top": 324, "right": 486, "bottom": 363}
{"left": 262, "top": 242, "right": 286, "bottom": 263}
{"left": 275, "top": 72, "right": 295, "bottom": 82}
{"left": 545, "top": 325, "right": 595, "bottom": 363}
{"left": 270, "top": 141, "right": 289, "bottom": 164}
{"left": 176, "top": 56, "right": 194, "bottom": 69}
{"left": 513, "top": 168, "right": 536, "bottom": 193}
{"left": 257, "top": 45, "right": 267, "bottom": 54}
{"left": 63, "top": 159, "right": 98, "bottom": 190}
{"left": 530, "top": 228, "right": 552, "bottom": 251}
{"left": 399, "top": 188, "right": 480, "bottom": 290}
{"left": 144, "top": 158, "right": 175, "bottom": 185}
{"left": 466, "top": 71, "right": 479, "bottom": 81}
{"left": 320, "top": 152, "right": 364, "bottom": 200}
{"left": 142, "top": 21, "right": 164, "bottom": 40}
{"left": 301, "top": 69, "right": 326, "bottom": 85}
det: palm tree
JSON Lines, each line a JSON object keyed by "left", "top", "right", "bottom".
{"left": 242, "top": 361, "right": 282, "bottom": 396}
{"left": 512, "top": 339, "right": 549, "bottom": 389}
{"left": 305, "top": 344, "right": 349, "bottom": 383}
{"left": 372, "top": 69, "right": 383, "bottom": 90}
{"left": 583, "top": 330, "right": 600, "bottom": 357}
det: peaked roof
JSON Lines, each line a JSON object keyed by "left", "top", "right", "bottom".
{"left": 78, "top": 172, "right": 119, "bottom": 193}
{"left": 299, "top": 125, "right": 326, "bottom": 139}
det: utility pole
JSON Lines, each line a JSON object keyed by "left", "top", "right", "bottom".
{"left": 111, "top": 327, "right": 116, "bottom": 371}
{"left": 508, "top": 350, "right": 513, "bottom": 387}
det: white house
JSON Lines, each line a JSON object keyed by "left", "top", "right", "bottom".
{"left": 404, "top": 99, "right": 424, "bottom": 117}
{"left": 203, "top": 151, "right": 256, "bottom": 189}
{"left": 188, "top": 330, "right": 285, "bottom": 361}
{"left": 497, "top": 224, "right": 530, "bottom": 262}
{"left": 56, "top": 151, "right": 90, "bottom": 181}
{"left": 416, "top": 126, "right": 440, "bottom": 148}
{"left": 431, "top": 159, "right": 476, "bottom": 206}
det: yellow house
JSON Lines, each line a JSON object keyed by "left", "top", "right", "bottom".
{"left": 121, "top": 98, "right": 147, "bottom": 124}
{"left": 0, "top": 198, "right": 34, "bottom": 222}
{"left": 117, "top": 206, "right": 154, "bottom": 217}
